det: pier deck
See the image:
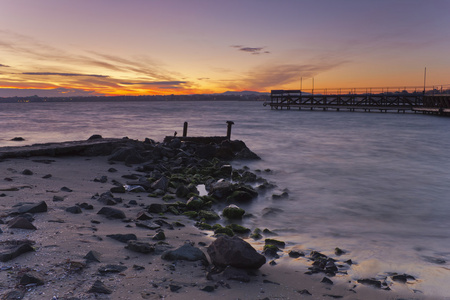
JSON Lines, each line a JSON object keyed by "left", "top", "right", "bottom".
{"left": 266, "top": 90, "right": 450, "bottom": 115}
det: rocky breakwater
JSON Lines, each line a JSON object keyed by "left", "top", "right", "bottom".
{"left": 0, "top": 136, "right": 277, "bottom": 299}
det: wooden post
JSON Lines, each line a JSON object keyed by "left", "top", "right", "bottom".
{"left": 226, "top": 121, "right": 234, "bottom": 140}
{"left": 183, "top": 122, "right": 188, "bottom": 137}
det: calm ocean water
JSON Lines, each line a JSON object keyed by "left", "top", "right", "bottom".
{"left": 2, "top": 101, "right": 450, "bottom": 297}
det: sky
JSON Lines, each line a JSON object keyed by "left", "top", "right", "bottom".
{"left": 0, "top": 0, "right": 449, "bottom": 97}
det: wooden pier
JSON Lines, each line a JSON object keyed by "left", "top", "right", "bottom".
{"left": 266, "top": 90, "right": 450, "bottom": 115}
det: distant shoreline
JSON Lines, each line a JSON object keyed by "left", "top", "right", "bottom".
{"left": 0, "top": 94, "right": 270, "bottom": 104}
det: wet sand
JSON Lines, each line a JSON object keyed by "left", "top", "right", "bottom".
{"left": 0, "top": 155, "right": 427, "bottom": 299}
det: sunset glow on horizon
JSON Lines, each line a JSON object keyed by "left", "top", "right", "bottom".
{"left": 1, "top": 0, "right": 449, "bottom": 97}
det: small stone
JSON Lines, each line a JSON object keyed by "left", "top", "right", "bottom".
{"left": 126, "top": 240, "right": 155, "bottom": 254}
{"left": 107, "top": 234, "right": 137, "bottom": 243}
{"left": 97, "top": 207, "right": 126, "bottom": 219}
{"left": 288, "top": 250, "right": 305, "bottom": 258}
{"left": 42, "top": 174, "right": 52, "bottom": 179}
{"left": 65, "top": 206, "right": 82, "bottom": 214}
{"left": 19, "top": 271, "right": 45, "bottom": 286}
{"left": 169, "top": 284, "right": 182, "bottom": 292}
{"left": 60, "top": 186, "right": 73, "bottom": 192}
{"left": 11, "top": 137, "right": 25, "bottom": 141}
{"left": 108, "top": 168, "right": 117, "bottom": 173}
{"left": 297, "top": 289, "right": 312, "bottom": 295}
{"left": 84, "top": 250, "right": 101, "bottom": 262}
{"left": 88, "top": 280, "right": 112, "bottom": 294}
{"left": 321, "top": 277, "right": 334, "bottom": 285}
{"left": 53, "top": 195, "right": 65, "bottom": 202}
{"left": 152, "top": 231, "right": 166, "bottom": 241}
{"left": 8, "top": 217, "right": 37, "bottom": 230}
{"left": 21, "top": 169, "right": 33, "bottom": 175}
{"left": 201, "top": 285, "right": 215, "bottom": 292}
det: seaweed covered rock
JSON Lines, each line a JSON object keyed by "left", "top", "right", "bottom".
{"left": 222, "top": 204, "right": 245, "bottom": 219}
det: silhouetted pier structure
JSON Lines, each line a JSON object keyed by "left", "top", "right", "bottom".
{"left": 266, "top": 88, "right": 450, "bottom": 115}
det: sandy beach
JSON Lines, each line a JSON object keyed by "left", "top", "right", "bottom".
{"left": 0, "top": 150, "right": 431, "bottom": 300}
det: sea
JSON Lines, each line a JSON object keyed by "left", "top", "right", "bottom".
{"left": 1, "top": 100, "right": 450, "bottom": 298}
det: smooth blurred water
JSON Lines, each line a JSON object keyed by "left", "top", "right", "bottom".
{"left": 2, "top": 101, "right": 450, "bottom": 297}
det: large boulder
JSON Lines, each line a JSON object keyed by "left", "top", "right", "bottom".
{"left": 207, "top": 236, "right": 266, "bottom": 269}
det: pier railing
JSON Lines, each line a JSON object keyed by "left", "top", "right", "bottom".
{"left": 267, "top": 86, "right": 450, "bottom": 115}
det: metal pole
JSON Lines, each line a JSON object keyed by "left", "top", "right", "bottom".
{"left": 423, "top": 67, "right": 427, "bottom": 94}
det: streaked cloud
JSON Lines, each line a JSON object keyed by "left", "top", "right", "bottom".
{"left": 22, "top": 72, "right": 109, "bottom": 78}
{"left": 231, "top": 45, "right": 270, "bottom": 55}
{"left": 0, "top": 87, "right": 103, "bottom": 97}
{"left": 222, "top": 60, "right": 349, "bottom": 91}
{"left": 120, "top": 81, "right": 187, "bottom": 86}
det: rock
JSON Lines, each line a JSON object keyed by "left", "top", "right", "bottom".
{"left": 110, "top": 186, "right": 126, "bottom": 193}
{"left": 152, "top": 231, "right": 166, "bottom": 241}
{"left": 19, "top": 271, "right": 45, "bottom": 286}
{"left": 195, "top": 144, "right": 216, "bottom": 159}
{"left": 11, "top": 137, "right": 25, "bottom": 141}
{"left": 209, "top": 180, "right": 234, "bottom": 199}
{"left": 78, "top": 202, "right": 94, "bottom": 210}
{"left": 107, "top": 234, "right": 137, "bottom": 243}
{"left": 15, "top": 201, "right": 48, "bottom": 214}
{"left": 8, "top": 216, "right": 37, "bottom": 230}
{"left": 234, "top": 147, "right": 261, "bottom": 160}
{"left": 261, "top": 207, "right": 283, "bottom": 217}
{"left": 60, "top": 186, "right": 73, "bottom": 192}
{"left": 151, "top": 176, "right": 169, "bottom": 191}
{"left": 297, "top": 289, "right": 312, "bottom": 295}
{"left": 147, "top": 203, "right": 168, "bottom": 213}
{"left": 98, "top": 264, "right": 127, "bottom": 274}
{"left": 321, "top": 277, "right": 334, "bottom": 285}
{"left": 84, "top": 250, "right": 102, "bottom": 262}
{"left": 22, "top": 169, "right": 33, "bottom": 175}
{"left": 88, "top": 280, "right": 112, "bottom": 294}
{"left": 357, "top": 278, "right": 382, "bottom": 288}
{"left": 222, "top": 266, "right": 251, "bottom": 282}
{"left": 97, "top": 207, "right": 126, "bottom": 219}
{"left": 162, "top": 243, "right": 208, "bottom": 263}
{"left": 265, "top": 238, "right": 285, "bottom": 248}
{"left": 42, "top": 174, "right": 52, "bottom": 179}
{"left": 136, "top": 211, "right": 153, "bottom": 220}
{"left": 94, "top": 175, "right": 108, "bottom": 183}
{"left": 289, "top": 250, "right": 305, "bottom": 258}
{"left": 88, "top": 134, "right": 103, "bottom": 140}
{"left": 199, "top": 210, "right": 220, "bottom": 221}
{"left": 175, "top": 184, "right": 190, "bottom": 198}
{"left": 335, "top": 247, "right": 345, "bottom": 256}
{"left": 65, "top": 206, "right": 82, "bottom": 214}
{"left": 97, "top": 191, "right": 122, "bottom": 205}
{"left": 226, "top": 186, "right": 258, "bottom": 203}
{"left": 222, "top": 204, "right": 245, "bottom": 219}
{"left": 136, "top": 221, "right": 161, "bottom": 230}
{"left": 391, "top": 274, "right": 415, "bottom": 283}
{"left": 207, "top": 235, "right": 266, "bottom": 269}
{"left": 0, "top": 241, "right": 35, "bottom": 262}
{"left": 200, "top": 285, "right": 215, "bottom": 292}
{"left": 125, "top": 240, "right": 155, "bottom": 254}
{"left": 109, "top": 147, "right": 139, "bottom": 162}
{"left": 186, "top": 196, "right": 204, "bottom": 210}
{"left": 52, "top": 195, "right": 65, "bottom": 202}
{"left": 169, "top": 284, "right": 182, "bottom": 292}
{"left": 2, "top": 290, "right": 25, "bottom": 299}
